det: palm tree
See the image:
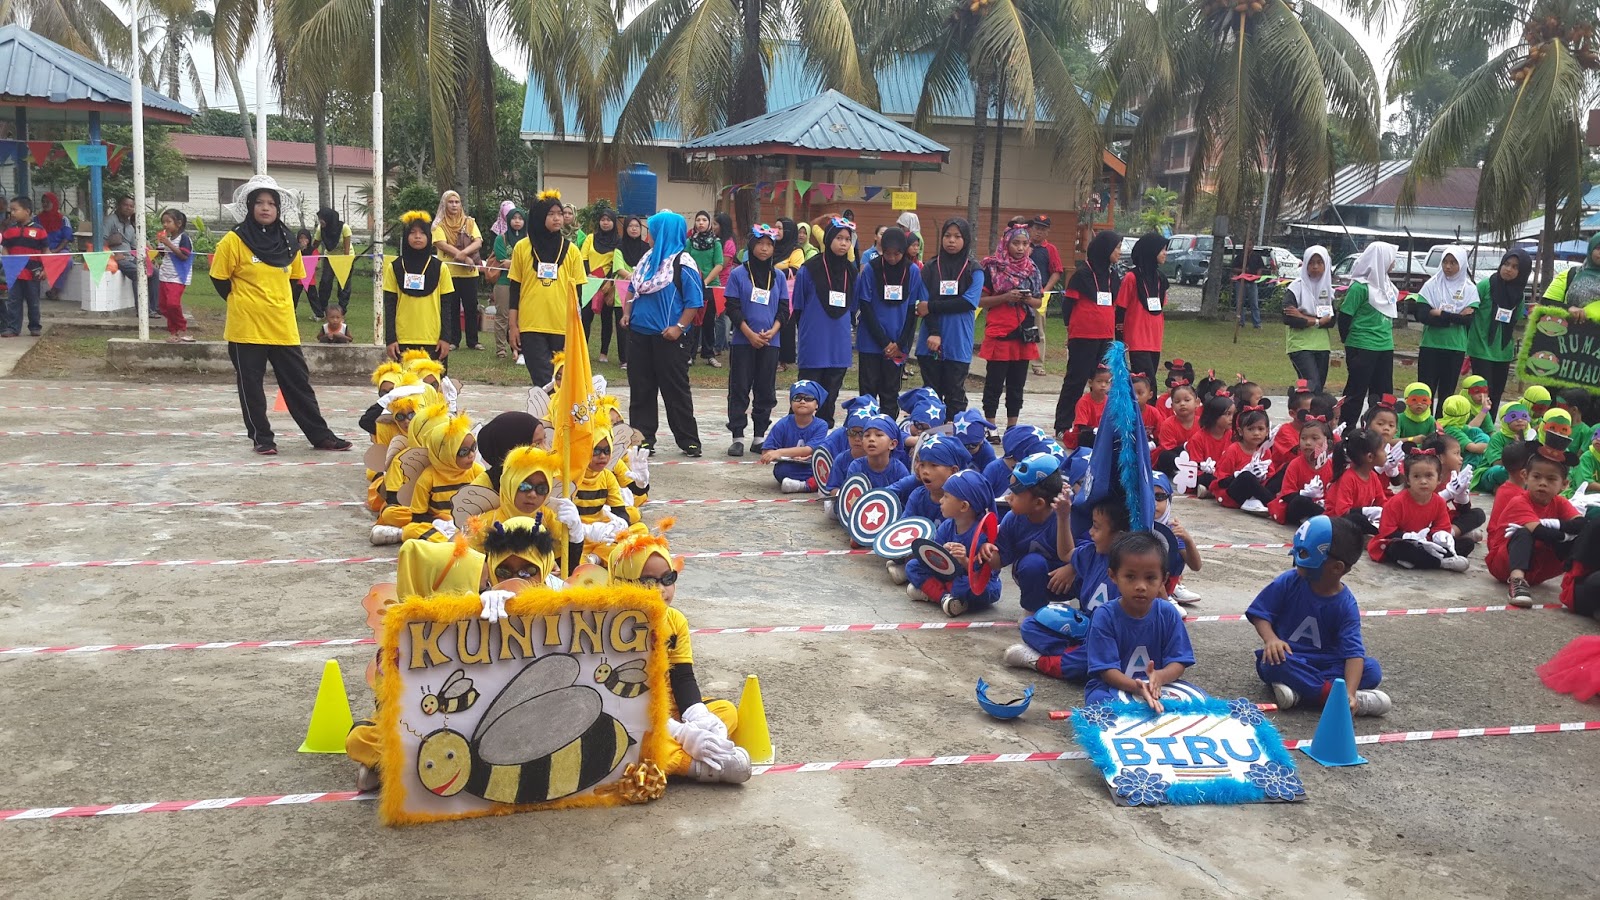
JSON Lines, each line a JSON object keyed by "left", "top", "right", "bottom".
{"left": 0, "top": 0, "right": 128, "bottom": 62}
{"left": 1106, "top": 0, "right": 1382, "bottom": 314}
{"left": 140, "top": 0, "right": 214, "bottom": 111}
{"left": 1392, "top": 0, "right": 1599, "bottom": 282}
{"left": 601, "top": 0, "right": 874, "bottom": 230}
{"left": 209, "top": 0, "right": 274, "bottom": 172}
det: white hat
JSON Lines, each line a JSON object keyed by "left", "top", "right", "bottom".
{"left": 223, "top": 174, "right": 301, "bottom": 224}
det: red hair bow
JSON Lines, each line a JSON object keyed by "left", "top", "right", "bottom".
{"left": 1241, "top": 404, "right": 1266, "bottom": 414}
{"left": 1302, "top": 414, "right": 1328, "bottom": 423}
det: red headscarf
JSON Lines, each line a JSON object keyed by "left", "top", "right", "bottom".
{"left": 38, "top": 192, "right": 64, "bottom": 234}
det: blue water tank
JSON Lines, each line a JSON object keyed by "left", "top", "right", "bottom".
{"left": 617, "top": 163, "right": 658, "bottom": 217}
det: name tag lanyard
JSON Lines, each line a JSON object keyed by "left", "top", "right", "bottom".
{"left": 400, "top": 259, "right": 429, "bottom": 292}
{"left": 881, "top": 261, "right": 909, "bottom": 300}
{"left": 937, "top": 256, "right": 970, "bottom": 297}
{"left": 821, "top": 254, "right": 850, "bottom": 307}
{"left": 531, "top": 239, "right": 564, "bottom": 285}
{"left": 1138, "top": 270, "right": 1163, "bottom": 312}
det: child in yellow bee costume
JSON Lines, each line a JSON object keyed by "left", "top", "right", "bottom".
{"left": 597, "top": 395, "right": 651, "bottom": 508}
{"left": 364, "top": 384, "right": 428, "bottom": 512}
{"left": 403, "top": 348, "right": 461, "bottom": 415}
{"left": 573, "top": 431, "right": 641, "bottom": 564}
{"left": 360, "top": 361, "right": 405, "bottom": 461}
{"left": 371, "top": 395, "right": 448, "bottom": 544}
{"left": 608, "top": 522, "right": 751, "bottom": 784}
{"left": 482, "top": 514, "right": 567, "bottom": 594}
{"left": 402, "top": 411, "right": 491, "bottom": 542}
{"left": 478, "top": 445, "right": 586, "bottom": 575}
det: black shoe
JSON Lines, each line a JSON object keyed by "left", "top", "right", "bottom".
{"left": 683, "top": 445, "right": 703, "bottom": 458}
{"left": 28, "top": 329, "right": 40, "bottom": 337}
{"left": 728, "top": 441, "right": 744, "bottom": 457}
{"left": 315, "top": 437, "right": 354, "bottom": 451}
{"left": 254, "top": 442, "right": 278, "bottom": 456}
{"left": 751, "top": 434, "right": 766, "bottom": 452}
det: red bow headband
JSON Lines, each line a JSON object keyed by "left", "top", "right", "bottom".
{"left": 1302, "top": 414, "right": 1328, "bottom": 423}
{"left": 1240, "top": 404, "right": 1266, "bottom": 414}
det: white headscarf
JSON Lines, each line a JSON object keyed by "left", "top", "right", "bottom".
{"left": 1349, "top": 241, "right": 1399, "bottom": 318}
{"left": 1417, "top": 244, "right": 1474, "bottom": 314}
{"left": 896, "top": 211, "right": 922, "bottom": 237}
{"left": 1287, "top": 245, "right": 1333, "bottom": 316}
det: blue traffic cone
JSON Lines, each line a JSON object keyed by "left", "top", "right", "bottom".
{"left": 1299, "top": 678, "right": 1367, "bottom": 767}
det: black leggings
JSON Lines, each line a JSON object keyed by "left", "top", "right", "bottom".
{"left": 1416, "top": 347, "right": 1465, "bottom": 417}
{"left": 1340, "top": 346, "right": 1395, "bottom": 431}
{"left": 443, "top": 276, "right": 480, "bottom": 347}
{"left": 1381, "top": 538, "right": 1446, "bottom": 570}
{"left": 982, "top": 359, "right": 1030, "bottom": 420}
{"left": 1223, "top": 470, "right": 1274, "bottom": 506}
{"left": 1128, "top": 350, "right": 1162, "bottom": 383}
{"left": 583, "top": 301, "right": 625, "bottom": 358}
{"left": 798, "top": 366, "right": 848, "bottom": 428}
{"left": 1278, "top": 494, "right": 1324, "bottom": 528}
{"left": 1055, "top": 337, "right": 1113, "bottom": 434}
{"left": 859, "top": 353, "right": 906, "bottom": 419}
{"left": 919, "top": 357, "right": 970, "bottom": 412}
{"left": 1470, "top": 357, "right": 1511, "bottom": 420}
{"left": 1452, "top": 505, "right": 1486, "bottom": 538}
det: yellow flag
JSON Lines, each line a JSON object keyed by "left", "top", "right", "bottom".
{"left": 554, "top": 284, "right": 596, "bottom": 489}
{"left": 325, "top": 254, "right": 356, "bottom": 288}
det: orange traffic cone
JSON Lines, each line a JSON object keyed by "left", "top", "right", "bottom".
{"left": 272, "top": 388, "right": 288, "bottom": 412}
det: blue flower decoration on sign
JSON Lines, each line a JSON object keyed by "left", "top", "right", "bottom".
{"left": 1111, "top": 767, "right": 1169, "bottom": 806}
{"left": 1227, "top": 698, "right": 1265, "bottom": 727}
{"left": 1245, "top": 761, "right": 1304, "bottom": 802}
{"left": 1076, "top": 702, "right": 1118, "bottom": 730}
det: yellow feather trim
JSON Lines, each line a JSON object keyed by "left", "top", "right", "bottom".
{"left": 607, "top": 519, "right": 675, "bottom": 581}
{"left": 371, "top": 362, "right": 404, "bottom": 387}
{"left": 400, "top": 349, "right": 432, "bottom": 367}
{"left": 399, "top": 210, "right": 432, "bottom": 225}
{"left": 537, "top": 189, "right": 561, "bottom": 202}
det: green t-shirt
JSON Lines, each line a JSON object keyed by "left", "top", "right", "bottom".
{"left": 1444, "top": 423, "right": 1491, "bottom": 468}
{"left": 1339, "top": 282, "right": 1394, "bottom": 351}
{"left": 1285, "top": 314, "right": 1332, "bottom": 353}
{"left": 492, "top": 234, "right": 516, "bottom": 287}
{"left": 1465, "top": 279, "right": 1522, "bottom": 362}
{"left": 685, "top": 239, "right": 725, "bottom": 286}
{"left": 1418, "top": 287, "right": 1478, "bottom": 352}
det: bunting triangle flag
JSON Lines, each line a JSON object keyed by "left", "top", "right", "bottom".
{"left": 793, "top": 179, "right": 814, "bottom": 200}
{"left": 40, "top": 254, "right": 70, "bottom": 287}
{"left": 0, "top": 140, "right": 15, "bottom": 166}
{"left": 84, "top": 251, "right": 111, "bottom": 285}
{"left": 171, "top": 249, "right": 194, "bottom": 285}
{"left": 145, "top": 247, "right": 157, "bottom": 278}
{"left": 0, "top": 255, "right": 28, "bottom": 289}
{"left": 863, "top": 186, "right": 883, "bottom": 201}
{"left": 325, "top": 254, "right": 355, "bottom": 288}
{"left": 300, "top": 253, "right": 319, "bottom": 288}
{"left": 108, "top": 146, "right": 129, "bottom": 176}
{"left": 25, "top": 141, "right": 54, "bottom": 164}
{"left": 817, "top": 183, "right": 837, "bottom": 201}
{"left": 841, "top": 184, "right": 862, "bottom": 201}
{"left": 60, "top": 140, "right": 87, "bottom": 168}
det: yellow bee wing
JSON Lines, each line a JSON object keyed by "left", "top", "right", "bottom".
{"left": 614, "top": 659, "right": 648, "bottom": 683}
{"left": 386, "top": 434, "right": 409, "bottom": 469}
{"left": 476, "top": 685, "right": 601, "bottom": 767}
{"left": 451, "top": 484, "right": 502, "bottom": 522}
{"left": 395, "top": 448, "right": 431, "bottom": 506}
{"left": 439, "top": 668, "right": 473, "bottom": 699}
{"left": 472, "top": 654, "right": 581, "bottom": 745}
{"left": 363, "top": 440, "right": 389, "bottom": 472}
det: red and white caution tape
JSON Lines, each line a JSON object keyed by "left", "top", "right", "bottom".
{"left": 0, "top": 604, "right": 1565, "bottom": 657}
{"left": 0, "top": 430, "right": 366, "bottom": 439}
{"left": 655, "top": 458, "right": 762, "bottom": 466}
{"left": 0, "top": 405, "right": 366, "bottom": 415}
{"left": 6, "top": 720, "right": 1596, "bottom": 822}
{"left": 647, "top": 496, "right": 821, "bottom": 505}
{"left": 0, "top": 460, "right": 361, "bottom": 469}
{"left": 0, "top": 499, "right": 364, "bottom": 510}
{"left": 0, "top": 556, "right": 394, "bottom": 571}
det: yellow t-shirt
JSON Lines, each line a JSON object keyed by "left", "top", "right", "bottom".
{"left": 381, "top": 262, "right": 455, "bottom": 346}
{"left": 212, "top": 231, "right": 306, "bottom": 346}
{"left": 433, "top": 220, "right": 483, "bottom": 279}
{"left": 663, "top": 606, "right": 693, "bottom": 665}
{"left": 508, "top": 237, "right": 587, "bottom": 335}
{"left": 581, "top": 234, "right": 615, "bottom": 275}
{"left": 776, "top": 248, "right": 805, "bottom": 271}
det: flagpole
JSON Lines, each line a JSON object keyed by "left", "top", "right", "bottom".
{"left": 255, "top": 0, "right": 267, "bottom": 175}
{"left": 371, "top": 0, "right": 384, "bottom": 347}
{"left": 130, "top": 3, "right": 150, "bottom": 343}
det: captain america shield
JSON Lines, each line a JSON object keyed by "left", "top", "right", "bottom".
{"left": 838, "top": 474, "right": 871, "bottom": 526}
{"left": 873, "top": 516, "right": 935, "bottom": 559}
{"left": 848, "top": 489, "right": 902, "bottom": 547}
{"left": 911, "top": 538, "right": 959, "bottom": 578}
{"left": 811, "top": 445, "right": 833, "bottom": 489}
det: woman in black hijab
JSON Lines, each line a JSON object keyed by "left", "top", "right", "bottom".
{"left": 774, "top": 216, "right": 803, "bottom": 370}
{"left": 315, "top": 206, "right": 353, "bottom": 313}
{"left": 917, "top": 217, "right": 980, "bottom": 409}
{"left": 1122, "top": 232, "right": 1169, "bottom": 380}
{"left": 1052, "top": 229, "right": 1122, "bottom": 436}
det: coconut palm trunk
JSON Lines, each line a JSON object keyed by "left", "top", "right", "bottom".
{"left": 968, "top": 68, "right": 990, "bottom": 235}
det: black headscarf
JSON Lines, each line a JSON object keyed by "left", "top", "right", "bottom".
{"left": 871, "top": 225, "right": 911, "bottom": 292}
{"left": 802, "top": 220, "right": 857, "bottom": 319}
{"left": 316, "top": 207, "right": 343, "bottom": 253}
{"left": 1488, "top": 247, "right": 1533, "bottom": 346}
{"left": 921, "top": 217, "right": 975, "bottom": 297}
{"left": 1066, "top": 229, "right": 1122, "bottom": 302}
{"left": 393, "top": 215, "right": 443, "bottom": 296}
{"left": 1130, "top": 232, "right": 1169, "bottom": 309}
{"left": 477, "top": 411, "right": 543, "bottom": 489}
{"left": 592, "top": 210, "right": 620, "bottom": 255}
{"left": 502, "top": 208, "right": 528, "bottom": 250}
{"left": 689, "top": 210, "right": 717, "bottom": 252}
{"left": 525, "top": 192, "right": 568, "bottom": 265}
{"left": 232, "top": 186, "right": 294, "bottom": 267}
{"left": 774, "top": 216, "right": 800, "bottom": 263}
{"left": 744, "top": 232, "right": 776, "bottom": 288}
{"left": 619, "top": 216, "right": 650, "bottom": 267}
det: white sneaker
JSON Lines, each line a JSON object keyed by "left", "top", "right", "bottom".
{"left": 1270, "top": 683, "right": 1299, "bottom": 710}
{"left": 781, "top": 477, "right": 810, "bottom": 493}
{"left": 1439, "top": 555, "right": 1469, "bottom": 573}
{"left": 687, "top": 747, "right": 753, "bottom": 784}
{"left": 886, "top": 560, "right": 909, "bottom": 584}
{"left": 822, "top": 499, "right": 836, "bottom": 517}
{"left": 1196, "top": 484, "right": 1211, "bottom": 499}
{"left": 906, "top": 583, "right": 932, "bottom": 602}
{"left": 1003, "top": 643, "right": 1042, "bottom": 670}
{"left": 1465, "top": 528, "right": 1485, "bottom": 543}
{"left": 1241, "top": 498, "right": 1268, "bottom": 514}
{"left": 941, "top": 594, "right": 968, "bottom": 617}
{"left": 515, "top": 354, "right": 524, "bottom": 365}
{"left": 370, "top": 525, "right": 403, "bottom": 545}
{"left": 1353, "top": 689, "right": 1392, "bottom": 717}
{"left": 1171, "top": 582, "right": 1202, "bottom": 604}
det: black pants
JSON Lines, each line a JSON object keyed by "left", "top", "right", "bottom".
{"left": 320, "top": 263, "right": 351, "bottom": 314}
{"left": 1278, "top": 494, "right": 1323, "bottom": 528}
{"left": 1288, "top": 350, "right": 1331, "bottom": 394}
{"left": 1572, "top": 573, "right": 1600, "bottom": 617}
{"left": 629, "top": 329, "right": 701, "bottom": 452}
{"left": 1452, "top": 505, "right": 1486, "bottom": 539}
{"left": 520, "top": 331, "right": 565, "bottom": 386}
{"left": 1223, "top": 470, "right": 1274, "bottom": 506}
{"left": 982, "top": 359, "right": 1030, "bottom": 420}
{"left": 727, "top": 343, "right": 779, "bottom": 438}
{"left": 1416, "top": 347, "right": 1465, "bottom": 416}
{"left": 798, "top": 366, "right": 848, "bottom": 428}
{"left": 778, "top": 317, "right": 797, "bottom": 365}
{"left": 918, "top": 356, "right": 970, "bottom": 412}
{"left": 1055, "top": 338, "right": 1113, "bottom": 434}
{"left": 1381, "top": 539, "right": 1446, "bottom": 570}
{"left": 698, "top": 310, "right": 726, "bottom": 360}
{"left": 1470, "top": 358, "right": 1511, "bottom": 420}
{"left": 443, "top": 276, "right": 480, "bottom": 348}
{"left": 1505, "top": 528, "right": 1573, "bottom": 573}
{"left": 859, "top": 353, "right": 905, "bottom": 419}
{"left": 1340, "top": 346, "right": 1394, "bottom": 430}
{"left": 583, "top": 298, "right": 625, "bottom": 359}
{"left": 1127, "top": 351, "right": 1162, "bottom": 383}
{"left": 227, "top": 342, "right": 337, "bottom": 448}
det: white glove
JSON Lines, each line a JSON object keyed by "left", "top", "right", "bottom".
{"left": 1362, "top": 506, "right": 1384, "bottom": 527}
{"left": 627, "top": 446, "right": 651, "bottom": 488}
{"left": 1199, "top": 458, "right": 1217, "bottom": 475}
{"left": 1539, "top": 517, "right": 1563, "bottom": 530}
{"left": 1172, "top": 452, "right": 1199, "bottom": 494}
{"left": 1299, "top": 475, "right": 1324, "bottom": 500}
{"left": 681, "top": 702, "right": 728, "bottom": 739}
{"left": 1400, "top": 528, "right": 1429, "bottom": 544}
{"left": 1246, "top": 457, "right": 1271, "bottom": 479}
{"left": 1416, "top": 537, "right": 1447, "bottom": 558}
{"left": 1431, "top": 529, "right": 1456, "bottom": 556}
{"left": 582, "top": 517, "right": 626, "bottom": 544}
{"left": 441, "top": 377, "right": 460, "bottom": 415}
{"left": 551, "top": 497, "right": 584, "bottom": 538}
{"left": 1505, "top": 522, "right": 1524, "bottom": 540}
{"left": 1456, "top": 464, "right": 1474, "bottom": 493}
{"left": 1383, "top": 442, "right": 1405, "bottom": 477}
{"left": 431, "top": 518, "right": 458, "bottom": 539}
{"left": 479, "top": 589, "right": 514, "bottom": 620}
{"left": 666, "top": 717, "right": 736, "bottom": 768}
{"left": 619, "top": 487, "right": 635, "bottom": 507}
{"left": 1571, "top": 484, "right": 1600, "bottom": 513}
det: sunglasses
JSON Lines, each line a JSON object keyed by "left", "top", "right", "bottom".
{"left": 592, "top": 444, "right": 613, "bottom": 456}
{"left": 847, "top": 428, "right": 866, "bottom": 438}
{"left": 394, "top": 412, "right": 415, "bottom": 423}
{"left": 792, "top": 394, "right": 817, "bottom": 403}
{"left": 495, "top": 563, "right": 543, "bottom": 582}
{"left": 637, "top": 569, "right": 678, "bottom": 588}
{"left": 1153, "top": 492, "right": 1171, "bottom": 502}
{"left": 517, "top": 480, "right": 551, "bottom": 496}
{"left": 456, "top": 445, "right": 476, "bottom": 458}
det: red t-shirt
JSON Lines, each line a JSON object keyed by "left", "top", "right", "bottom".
{"left": 1212, "top": 441, "right": 1273, "bottom": 509}
{"left": 1158, "top": 414, "right": 1199, "bottom": 453}
{"left": 1063, "top": 394, "right": 1108, "bottom": 448}
{"left": 1140, "top": 403, "right": 1161, "bottom": 434}
{"left": 1486, "top": 487, "right": 1579, "bottom": 559}
{"left": 1153, "top": 393, "right": 1176, "bottom": 421}
{"left": 1369, "top": 491, "right": 1454, "bottom": 560}
{"left": 1324, "top": 468, "right": 1390, "bottom": 518}
{"left": 1116, "top": 271, "right": 1165, "bottom": 353}
{"left": 1064, "top": 273, "right": 1116, "bottom": 339}
{"left": 1269, "top": 421, "right": 1302, "bottom": 468}
{"left": 1269, "top": 454, "right": 1334, "bottom": 524}
{"left": 1, "top": 221, "right": 48, "bottom": 280}
{"left": 1185, "top": 427, "right": 1232, "bottom": 467}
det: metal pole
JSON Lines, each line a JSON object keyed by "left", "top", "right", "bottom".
{"left": 89, "top": 113, "right": 103, "bottom": 250}
{"left": 255, "top": 0, "right": 268, "bottom": 175}
{"left": 14, "top": 108, "right": 28, "bottom": 197}
{"left": 131, "top": 3, "right": 150, "bottom": 342}
{"left": 371, "top": 0, "right": 384, "bottom": 346}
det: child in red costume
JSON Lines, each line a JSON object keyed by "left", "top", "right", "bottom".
{"left": 1212, "top": 405, "right": 1276, "bottom": 513}
{"left": 1368, "top": 450, "right": 1468, "bottom": 571}
{"left": 1155, "top": 384, "right": 1200, "bottom": 475}
{"left": 1185, "top": 392, "right": 1235, "bottom": 498}
{"left": 1489, "top": 443, "right": 1583, "bottom": 606}
{"left": 1270, "top": 419, "right": 1334, "bottom": 526}
{"left": 1324, "top": 427, "right": 1389, "bottom": 533}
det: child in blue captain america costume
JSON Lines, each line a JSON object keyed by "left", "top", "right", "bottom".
{"left": 761, "top": 380, "right": 831, "bottom": 491}
{"left": 841, "top": 414, "right": 912, "bottom": 489}
{"left": 1247, "top": 515, "right": 1391, "bottom": 716}
{"left": 904, "top": 469, "right": 1003, "bottom": 617}
{"left": 820, "top": 400, "right": 878, "bottom": 502}
{"left": 1083, "top": 531, "right": 1197, "bottom": 708}
{"left": 953, "top": 409, "right": 999, "bottom": 470}
{"left": 986, "top": 425, "right": 1051, "bottom": 498}
{"left": 883, "top": 432, "right": 970, "bottom": 584}
{"left": 898, "top": 386, "right": 946, "bottom": 449}
{"left": 987, "top": 453, "right": 1070, "bottom": 610}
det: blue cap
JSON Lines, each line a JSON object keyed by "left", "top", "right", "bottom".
{"left": 1151, "top": 472, "right": 1173, "bottom": 497}
{"left": 976, "top": 678, "right": 1034, "bottom": 719}
{"left": 1011, "top": 452, "right": 1060, "bottom": 488}
{"left": 846, "top": 407, "right": 877, "bottom": 430}
{"left": 1034, "top": 603, "right": 1090, "bottom": 640}
{"left": 915, "top": 432, "right": 970, "bottom": 469}
{"left": 941, "top": 469, "right": 993, "bottom": 515}
{"left": 862, "top": 414, "right": 901, "bottom": 440}
{"left": 953, "top": 410, "right": 997, "bottom": 444}
{"left": 898, "top": 386, "right": 939, "bottom": 415}
{"left": 1002, "top": 425, "right": 1049, "bottom": 460}
{"left": 789, "top": 380, "right": 827, "bottom": 404}
{"left": 1292, "top": 515, "right": 1334, "bottom": 570}
{"left": 1042, "top": 438, "right": 1069, "bottom": 462}
{"left": 843, "top": 394, "right": 879, "bottom": 416}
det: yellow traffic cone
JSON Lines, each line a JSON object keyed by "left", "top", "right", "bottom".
{"left": 731, "top": 674, "right": 774, "bottom": 765}
{"left": 298, "top": 659, "right": 354, "bottom": 754}
{"left": 272, "top": 388, "right": 289, "bottom": 412}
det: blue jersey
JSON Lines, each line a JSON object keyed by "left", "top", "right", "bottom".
{"left": 792, "top": 265, "right": 855, "bottom": 369}
{"left": 1084, "top": 599, "right": 1196, "bottom": 699}
{"left": 904, "top": 484, "right": 943, "bottom": 522}
{"left": 1069, "top": 538, "right": 1118, "bottom": 612}
{"left": 843, "top": 454, "right": 911, "bottom": 489}
{"left": 997, "top": 510, "right": 1062, "bottom": 570}
{"left": 855, "top": 262, "right": 928, "bottom": 354}
{"left": 967, "top": 439, "right": 997, "bottom": 472}
{"left": 983, "top": 457, "right": 1014, "bottom": 498}
{"left": 765, "top": 414, "right": 829, "bottom": 482}
{"left": 724, "top": 264, "right": 789, "bottom": 347}
{"left": 1245, "top": 570, "right": 1365, "bottom": 662}
{"left": 916, "top": 269, "right": 984, "bottom": 364}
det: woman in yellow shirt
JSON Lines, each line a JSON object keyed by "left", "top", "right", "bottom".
{"left": 210, "top": 174, "right": 350, "bottom": 456}
{"left": 432, "top": 189, "right": 484, "bottom": 351}
{"left": 509, "top": 190, "right": 588, "bottom": 386}
{"left": 581, "top": 209, "right": 624, "bottom": 364}
{"left": 384, "top": 211, "right": 456, "bottom": 366}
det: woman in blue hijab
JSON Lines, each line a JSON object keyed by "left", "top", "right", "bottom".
{"left": 623, "top": 210, "right": 706, "bottom": 456}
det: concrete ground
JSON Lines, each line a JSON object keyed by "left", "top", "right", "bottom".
{"left": 2, "top": 377, "right": 1598, "bottom": 899}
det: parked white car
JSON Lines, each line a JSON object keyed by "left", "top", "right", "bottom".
{"left": 1261, "top": 246, "right": 1300, "bottom": 279}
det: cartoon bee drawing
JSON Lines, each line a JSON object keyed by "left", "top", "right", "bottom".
{"left": 593, "top": 658, "right": 649, "bottom": 698}
{"left": 420, "top": 668, "right": 480, "bottom": 716}
{"left": 416, "top": 654, "right": 633, "bottom": 804}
